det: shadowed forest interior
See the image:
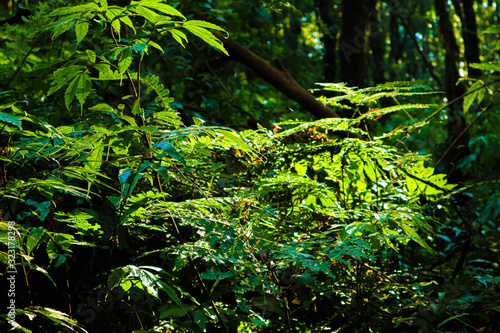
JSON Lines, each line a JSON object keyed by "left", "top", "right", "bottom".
{"left": 0, "top": 0, "right": 499, "bottom": 332}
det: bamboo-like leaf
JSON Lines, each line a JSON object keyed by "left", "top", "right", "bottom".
{"left": 0, "top": 111, "right": 23, "bottom": 129}
{"left": 214, "top": 129, "right": 256, "bottom": 156}
{"left": 168, "top": 29, "right": 188, "bottom": 48}
{"left": 437, "top": 313, "right": 469, "bottom": 328}
{"left": 400, "top": 223, "right": 434, "bottom": 253}
{"left": 183, "top": 25, "right": 228, "bottom": 56}
{"left": 155, "top": 142, "right": 186, "bottom": 166}
{"left": 184, "top": 20, "right": 227, "bottom": 32}
{"left": 131, "top": 0, "right": 185, "bottom": 19}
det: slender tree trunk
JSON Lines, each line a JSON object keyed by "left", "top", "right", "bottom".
{"left": 452, "top": 0, "right": 481, "bottom": 78}
{"left": 367, "top": 0, "right": 386, "bottom": 85}
{"left": 339, "top": 0, "right": 368, "bottom": 88}
{"left": 388, "top": 5, "right": 402, "bottom": 81}
{"left": 315, "top": 0, "right": 338, "bottom": 83}
{"left": 434, "top": 0, "right": 470, "bottom": 181}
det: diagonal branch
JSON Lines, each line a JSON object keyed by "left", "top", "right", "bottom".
{"left": 213, "top": 32, "right": 364, "bottom": 139}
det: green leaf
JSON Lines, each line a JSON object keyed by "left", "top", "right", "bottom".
{"left": 464, "top": 81, "right": 483, "bottom": 113}
{"left": 159, "top": 305, "right": 190, "bottom": 318}
{"left": 26, "top": 227, "right": 45, "bottom": 256}
{"left": 215, "top": 129, "right": 255, "bottom": 156}
{"left": 183, "top": 24, "right": 228, "bottom": 56}
{"left": 155, "top": 142, "right": 186, "bottom": 166}
{"left": 52, "top": 19, "right": 76, "bottom": 40}
{"left": 200, "top": 270, "right": 234, "bottom": 280}
{"left": 75, "top": 20, "right": 89, "bottom": 44}
{"left": 89, "top": 103, "right": 115, "bottom": 113}
{"left": 49, "top": 3, "right": 100, "bottom": 16}
{"left": 64, "top": 72, "right": 92, "bottom": 109}
{"left": 158, "top": 280, "right": 182, "bottom": 306}
{"left": 437, "top": 313, "right": 469, "bottom": 328}
{"left": 483, "top": 25, "right": 500, "bottom": 33}
{"left": 184, "top": 20, "right": 227, "bottom": 32}
{"left": 0, "top": 111, "right": 23, "bottom": 129}
{"left": 86, "top": 140, "right": 104, "bottom": 172}
{"left": 118, "top": 49, "right": 133, "bottom": 74}
{"left": 470, "top": 62, "right": 500, "bottom": 72}
{"left": 146, "top": 40, "right": 163, "bottom": 53}
{"left": 168, "top": 29, "right": 188, "bottom": 48}
{"left": 400, "top": 223, "right": 433, "bottom": 253}
{"left": 83, "top": 50, "right": 96, "bottom": 64}
{"left": 132, "top": 5, "right": 160, "bottom": 23}
{"left": 132, "top": 43, "right": 148, "bottom": 55}
{"left": 105, "top": 7, "right": 123, "bottom": 39}
{"left": 25, "top": 306, "right": 86, "bottom": 332}
{"left": 131, "top": 0, "right": 185, "bottom": 19}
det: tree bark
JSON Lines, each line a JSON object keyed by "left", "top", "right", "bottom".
{"left": 339, "top": 0, "right": 368, "bottom": 88}
{"left": 452, "top": 0, "right": 481, "bottom": 78}
{"left": 434, "top": 0, "right": 470, "bottom": 181}
{"left": 315, "top": 0, "right": 338, "bottom": 83}
{"left": 367, "top": 0, "right": 385, "bottom": 85}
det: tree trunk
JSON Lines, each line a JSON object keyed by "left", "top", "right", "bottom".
{"left": 367, "top": 0, "right": 386, "bottom": 85}
{"left": 458, "top": 0, "right": 481, "bottom": 78}
{"left": 339, "top": 0, "right": 369, "bottom": 88}
{"left": 434, "top": 0, "right": 470, "bottom": 181}
{"left": 315, "top": 0, "right": 338, "bottom": 83}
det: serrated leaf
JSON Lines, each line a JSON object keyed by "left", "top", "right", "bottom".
{"left": 26, "top": 227, "right": 45, "bottom": 256}
{"left": 116, "top": 11, "right": 136, "bottom": 34}
{"left": 48, "top": 65, "right": 86, "bottom": 96}
{"left": 64, "top": 72, "right": 92, "bottom": 109}
{"left": 132, "top": 5, "right": 160, "bottom": 23}
{"left": 146, "top": 40, "right": 163, "bottom": 53}
{"left": 49, "top": 3, "right": 99, "bottom": 16}
{"left": 75, "top": 20, "right": 89, "bottom": 44}
{"left": 168, "top": 29, "right": 188, "bottom": 48}
{"left": 184, "top": 20, "right": 226, "bottom": 32}
{"left": 87, "top": 140, "right": 104, "bottom": 172}
{"left": 52, "top": 19, "right": 76, "bottom": 40}
{"left": 132, "top": 0, "right": 185, "bottom": 19}
{"left": 183, "top": 25, "right": 228, "bottom": 56}
{"left": 158, "top": 281, "right": 182, "bottom": 306}
{"left": 105, "top": 7, "right": 123, "bottom": 39}
{"left": 118, "top": 49, "right": 133, "bottom": 74}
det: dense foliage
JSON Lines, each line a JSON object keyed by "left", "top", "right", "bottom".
{"left": 0, "top": 0, "right": 499, "bottom": 332}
